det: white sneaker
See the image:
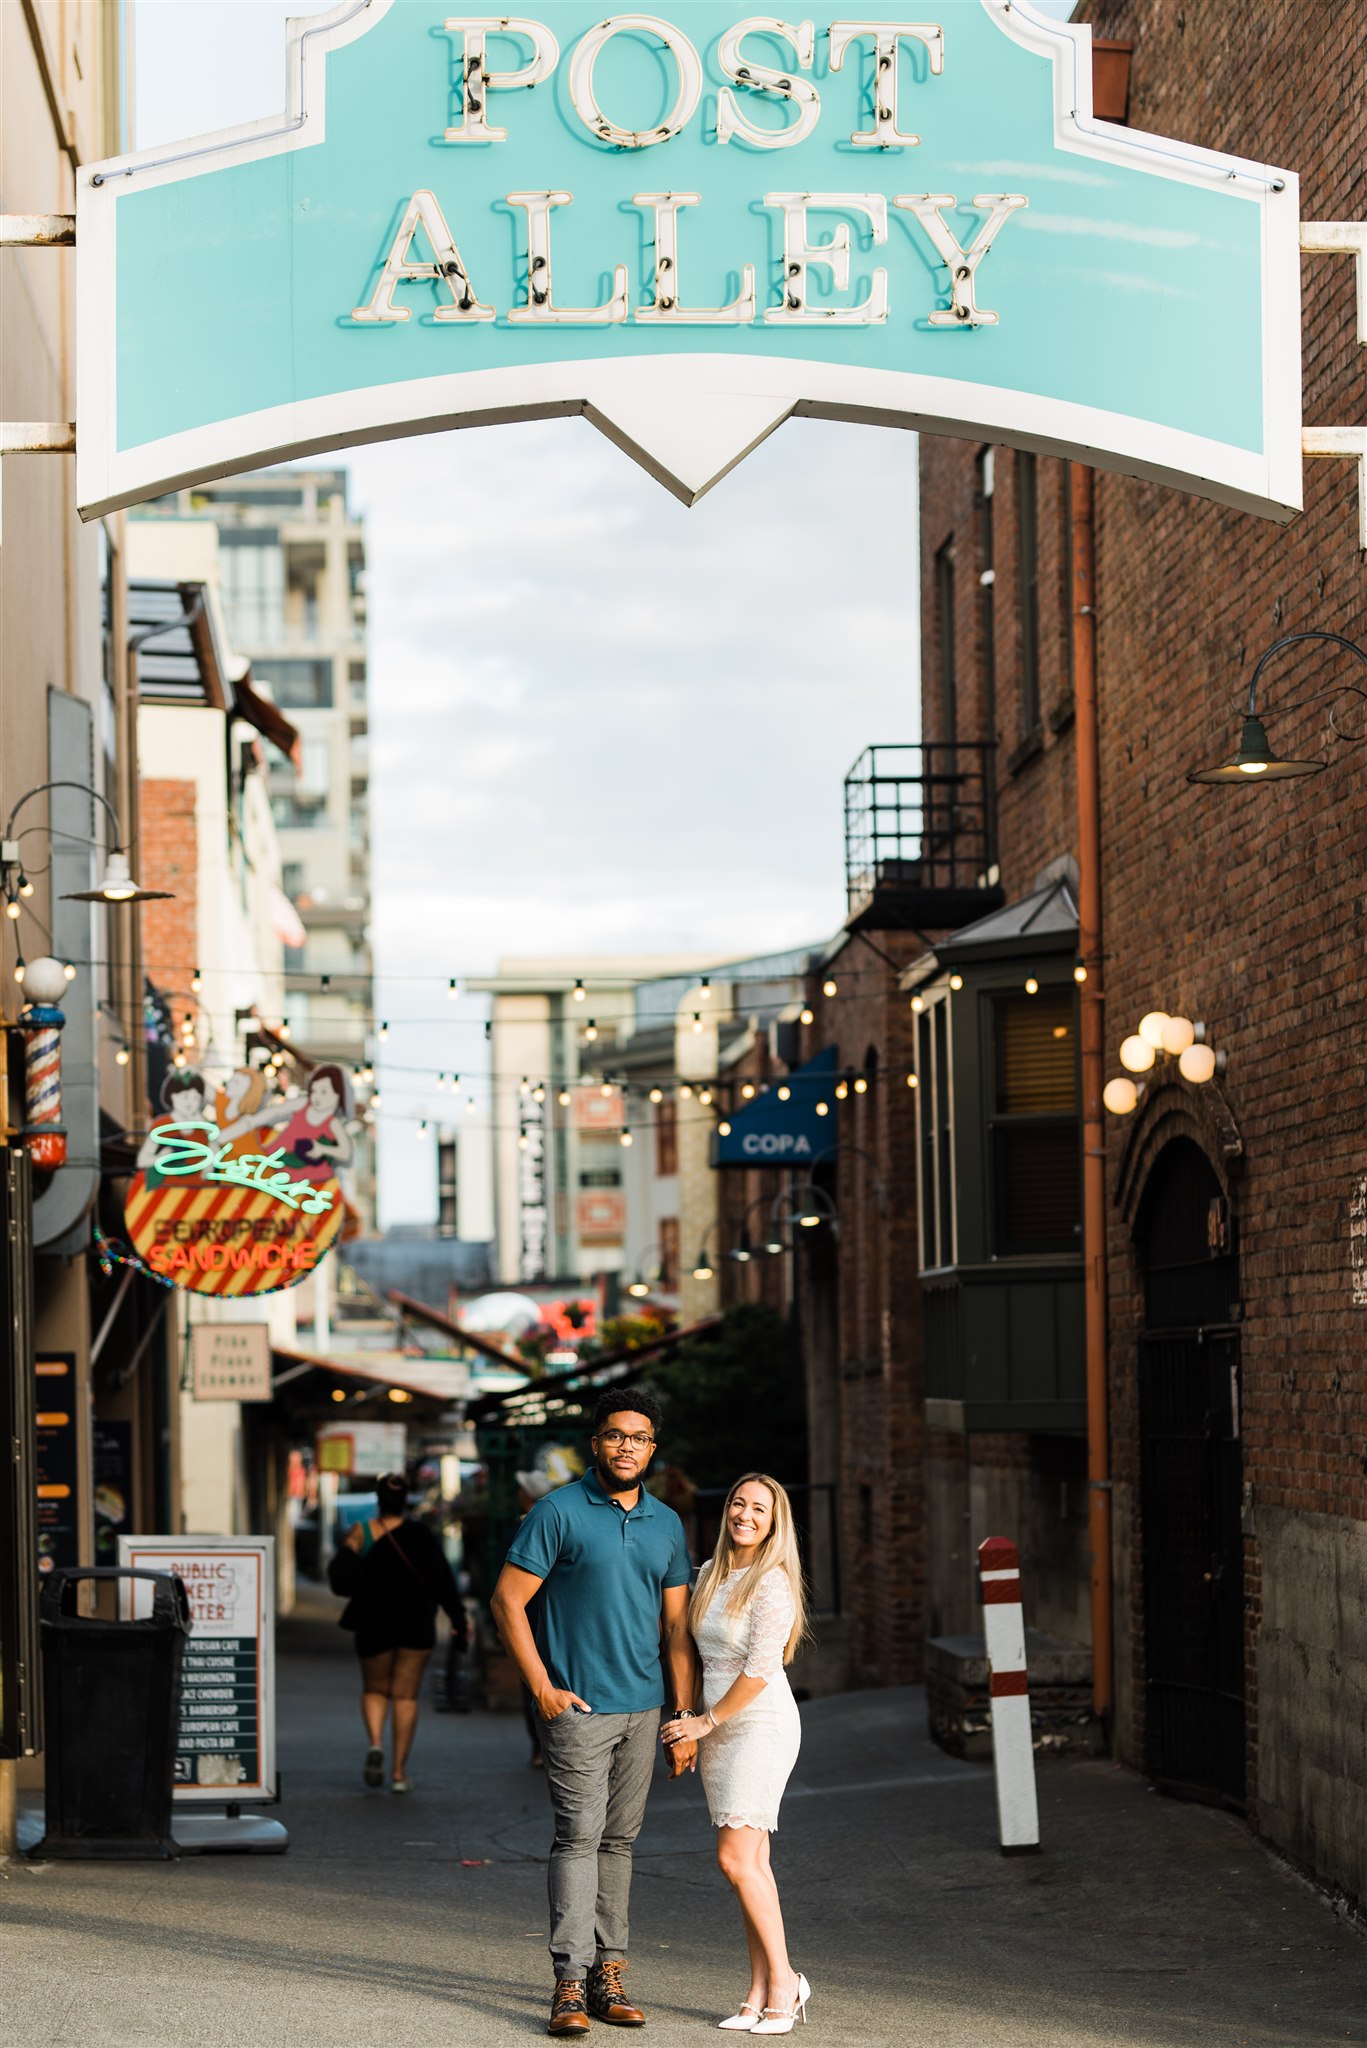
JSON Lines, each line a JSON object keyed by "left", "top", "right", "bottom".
{"left": 718, "top": 2003, "right": 763, "bottom": 2032}
{"left": 750, "top": 1976, "right": 810, "bottom": 2036}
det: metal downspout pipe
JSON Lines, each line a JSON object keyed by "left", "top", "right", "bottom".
{"left": 1071, "top": 463, "right": 1112, "bottom": 1727}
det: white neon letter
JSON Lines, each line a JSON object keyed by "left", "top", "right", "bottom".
{"left": 349, "top": 189, "right": 494, "bottom": 324}
{"left": 829, "top": 20, "right": 944, "bottom": 146}
{"left": 443, "top": 18, "right": 560, "bottom": 142}
{"left": 716, "top": 18, "right": 819, "bottom": 150}
{"left": 631, "top": 194, "right": 757, "bottom": 323}
{"left": 763, "top": 193, "right": 888, "bottom": 324}
{"left": 893, "top": 192, "right": 1027, "bottom": 325}
{"left": 505, "top": 193, "right": 629, "bottom": 324}
{"left": 569, "top": 15, "right": 702, "bottom": 148}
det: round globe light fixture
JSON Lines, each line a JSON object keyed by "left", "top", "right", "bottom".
{"left": 1138, "top": 1011, "right": 1170, "bottom": 1050}
{"left": 1102, "top": 1076, "right": 1139, "bottom": 1116}
{"left": 1119, "top": 1035, "right": 1156, "bottom": 1073}
{"left": 1160, "top": 1015, "right": 1195, "bottom": 1056}
{"left": 1179, "top": 1043, "right": 1218, "bottom": 1084}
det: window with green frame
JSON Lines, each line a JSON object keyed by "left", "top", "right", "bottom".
{"left": 989, "top": 989, "right": 1080, "bottom": 1256}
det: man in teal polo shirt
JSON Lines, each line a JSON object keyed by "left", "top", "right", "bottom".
{"left": 492, "top": 1389, "right": 696, "bottom": 2035}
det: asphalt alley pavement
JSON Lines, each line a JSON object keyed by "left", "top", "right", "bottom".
{"left": 1, "top": 1591, "right": 1362, "bottom": 2048}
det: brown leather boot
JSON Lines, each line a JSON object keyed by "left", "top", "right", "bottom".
{"left": 549, "top": 1980, "right": 591, "bottom": 2035}
{"left": 587, "top": 1960, "right": 646, "bottom": 2026}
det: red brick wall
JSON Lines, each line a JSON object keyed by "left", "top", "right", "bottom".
{"left": 140, "top": 780, "right": 200, "bottom": 1041}
{"left": 919, "top": 1, "right": 1367, "bottom": 1862}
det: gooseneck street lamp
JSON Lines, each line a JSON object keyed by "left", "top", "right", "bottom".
{"left": 2, "top": 781, "right": 173, "bottom": 903}
{"left": 1188, "top": 630, "right": 1367, "bottom": 784}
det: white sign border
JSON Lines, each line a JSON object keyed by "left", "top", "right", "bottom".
{"left": 75, "top": 0, "right": 1303, "bottom": 522}
{"left": 118, "top": 1534, "right": 277, "bottom": 1807}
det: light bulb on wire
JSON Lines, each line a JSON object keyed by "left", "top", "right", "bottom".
{"left": 700, "top": 977, "right": 711, "bottom": 1001}
{"left": 620, "top": 1128, "right": 633, "bottom": 1148}
{"left": 741, "top": 1082, "right": 755, "bottom": 1100}
{"left": 649, "top": 1087, "right": 663, "bottom": 1104}
{"left": 378, "top": 1020, "right": 390, "bottom": 1041}
{"left": 584, "top": 1019, "right": 598, "bottom": 1043}
{"left": 18, "top": 874, "right": 33, "bottom": 899}
{"left": 573, "top": 978, "right": 586, "bottom": 1001}
{"left": 448, "top": 978, "right": 459, "bottom": 1000}
{"left": 823, "top": 978, "right": 837, "bottom": 997}
{"left": 800, "top": 1006, "right": 814, "bottom": 1025}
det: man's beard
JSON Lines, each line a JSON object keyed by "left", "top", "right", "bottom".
{"left": 596, "top": 1455, "right": 639, "bottom": 1495}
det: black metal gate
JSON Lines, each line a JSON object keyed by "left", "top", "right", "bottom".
{"left": 1137, "top": 1138, "right": 1244, "bottom": 1808}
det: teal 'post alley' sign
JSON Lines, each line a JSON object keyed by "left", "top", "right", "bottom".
{"left": 77, "top": 2, "right": 1301, "bottom": 515}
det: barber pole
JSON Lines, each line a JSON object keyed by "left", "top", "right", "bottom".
{"left": 19, "top": 956, "right": 70, "bottom": 1170}
{"left": 978, "top": 1536, "right": 1040, "bottom": 1855}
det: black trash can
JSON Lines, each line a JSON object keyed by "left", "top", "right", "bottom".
{"left": 31, "top": 1566, "right": 191, "bottom": 1861}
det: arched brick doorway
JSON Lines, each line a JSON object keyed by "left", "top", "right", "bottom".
{"left": 1135, "top": 1136, "right": 1245, "bottom": 1809}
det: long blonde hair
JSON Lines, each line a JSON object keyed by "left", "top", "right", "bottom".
{"left": 689, "top": 1473, "right": 809, "bottom": 1665}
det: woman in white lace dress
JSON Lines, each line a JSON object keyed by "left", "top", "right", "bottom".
{"left": 661, "top": 1474, "right": 810, "bottom": 2036}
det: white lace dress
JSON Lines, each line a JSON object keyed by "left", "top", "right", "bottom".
{"left": 695, "top": 1566, "right": 801, "bottom": 1832}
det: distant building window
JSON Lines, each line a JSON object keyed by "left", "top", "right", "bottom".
{"left": 655, "top": 1097, "right": 678, "bottom": 1177}
{"left": 219, "top": 528, "right": 284, "bottom": 642}
{"left": 658, "top": 1216, "right": 679, "bottom": 1290}
{"left": 579, "top": 1169, "right": 622, "bottom": 1189}
{"left": 989, "top": 989, "right": 1079, "bottom": 1256}
{"left": 204, "top": 488, "right": 303, "bottom": 508}
{"left": 272, "top": 795, "right": 327, "bottom": 831}
{"left": 255, "top": 658, "right": 333, "bottom": 708}
{"left": 281, "top": 862, "right": 305, "bottom": 899}
{"left": 300, "top": 737, "right": 330, "bottom": 795}
{"left": 1016, "top": 451, "right": 1040, "bottom": 736}
{"left": 933, "top": 539, "right": 956, "bottom": 741}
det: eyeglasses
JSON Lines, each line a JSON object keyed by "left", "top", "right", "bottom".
{"left": 597, "top": 1430, "right": 655, "bottom": 1450}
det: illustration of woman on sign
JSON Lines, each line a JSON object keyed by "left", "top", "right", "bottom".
{"left": 135, "top": 1070, "right": 214, "bottom": 1178}
{"left": 222, "top": 1063, "right": 355, "bottom": 1185}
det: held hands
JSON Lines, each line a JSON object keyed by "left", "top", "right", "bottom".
{"left": 661, "top": 1711, "right": 713, "bottom": 1755}
{"left": 667, "top": 1735, "right": 698, "bottom": 1777}
{"left": 537, "top": 1686, "right": 593, "bottom": 1722}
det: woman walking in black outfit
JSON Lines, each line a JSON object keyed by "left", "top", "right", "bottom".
{"left": 328, "top": 1473, "right": 467, "bottom": 1792}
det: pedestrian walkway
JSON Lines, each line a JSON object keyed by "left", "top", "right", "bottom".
{"left": 1, "top": 1594, "right": 1361, "bottom": 2048}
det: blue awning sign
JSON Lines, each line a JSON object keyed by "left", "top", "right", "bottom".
{"left": 712, "top": 1048, "right": 838, "bottom": 1169}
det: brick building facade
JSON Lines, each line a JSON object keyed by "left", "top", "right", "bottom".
{"left": 910, "top": 1, "right": 1367, "bottom": 1905}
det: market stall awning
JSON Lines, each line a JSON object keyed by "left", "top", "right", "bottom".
{"left": 467, "top": 1314, "right": 723, "bottom": 1422}
{"left": 270, "top": 1342, "right": 469, "bottom": 1406}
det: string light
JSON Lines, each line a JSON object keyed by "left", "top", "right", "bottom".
{"left": 816, "top": 1100, "right": 830, "bottom": 1116}
{"left": 62, "top": 961, "right": 75, "bottom": 982}
{"left": 331, "top": 1387, "right": 347, "bottom": 1404}
{"left": 518, "top": 1131, "right": 529, "bottom": 1151}
{"left": 854, "top": 1076, "right": 868, "bottom": 1094}
{"left": 777, "top": 1084, "right": 791, "bottom": 1102}
{"left": 679, "top": 1083, "right": 692, "bottom": 1100}
{"left": 1025, "top": 977, "right": 1039, "bottom": 995}
{"left": 466, "top": 1095, "right": 477, "bottom": 1114}
{"left": 910, "top": 994, "right": 924, "bottom": 1014}
{"left": 799, "top": 1006, "right": 814, "bottom": 1025}
{"left": 584, "top": 1018, "right": 599, "bottom": 1043}
{"left": 191, "top": 967, "right": 203, "bottom": 991}
{"left": 949, "top": 974, "right": 964, "bottom": 991}
{"left": 172, "top": 1049, "right": 187, "bottom": 1068}
{"left": 620, "top": 1128, "right": 633, "bottom": 1148}
{"left": 371, "top": 1091, "right": 382, "bottom": 1106}
{"left": 278, "top": 1019, "right": 291, "bottom": 1039}
{"left": 18, "top": 874, "right": 33, "bottom": 899}
{"left": 741, "top": 1082, "right": 755, "bottom": 1099}
{"left": 379, "top": 1020, "right": 390, "bottom": 1040}
{"left": 436, "top": 1073, "right": 447, "bottom": 1090}
{"left": 1074, "top": 960, "right": 1088, "bottom": 985}
{"left": 600, "top": 1081, "right": 613, "bottom": 1099}
{"left": 320, "top": 974, "right": 331, "bottom": 992}
{"left": 115, "top": 1046, "right": 130, "bottom": 1067}
{"left": 532, "top": 1084, "right": 546, "bottom": 1103}
{"left": 835, "top": 1080, "right": 848, "bottom": 1100}
{"left": 573, "top": 978, "right": 586, "bottom": 1001}
{"left": 519, "top": 1077, "right": 530, "bottom": 1096}
{"left": 700, "top": 977, "right": 711, "bottom": 1001}
{"left": 4, "top": 898, "right": 19, "bottom": 921}
{"left": 558, "top": 1088, "right": 572, "bottom": 1107}
{"left": 698, "top": 1088, "right": 712, "bottom": 1106}
{"left": 907, "top": 1072, "right": 919, "bottom": 1088}
{"left": 718, "top": 1119, "right": 732, "bottom": 1136}
{"left": 691, "top": 1012, "right": 702, "bottom": 1033}
{"left": 448, "top": 978, "right": 459, "bottom": 999}
{"left": 648, "top": 1087, "right": 663, "bottom": 1104}
{"left": 417, "top": 1119, "right": 429, "bottom": 1138}
{"left": 823, "top": 978, "right": 837, "bottom": 997}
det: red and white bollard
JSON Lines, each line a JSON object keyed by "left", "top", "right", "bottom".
{"left": 978, "top": 1535, "right": 1040, "bottom": 1854}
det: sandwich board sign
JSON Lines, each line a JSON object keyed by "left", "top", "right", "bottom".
{"left": 120, "top": 1535, "right": 285, "bottom": 1850}
{"left": 77, "top": 1, "right": 1300, "bottom": 519}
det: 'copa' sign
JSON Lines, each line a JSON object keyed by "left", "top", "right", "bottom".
{"left": 77, "top": 2, "right": 1300, "bottom": 519}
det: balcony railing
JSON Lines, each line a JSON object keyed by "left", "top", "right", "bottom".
{"left": 844, "top": 742, "right": 999, "bottom": 930}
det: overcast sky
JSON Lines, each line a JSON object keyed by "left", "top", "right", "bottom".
{"left": 135, "top": 1, "right": 1076, "bottom": 1221}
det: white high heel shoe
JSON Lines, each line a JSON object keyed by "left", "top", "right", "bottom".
{"left": 717, "top": 2002, "right": 762, "bottom": 2031}
{"left": 750, "top": 1975, "right": 810, "bottom": 2035}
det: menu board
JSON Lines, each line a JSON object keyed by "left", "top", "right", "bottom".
{"left": 34, "top": 1354, "right": 81, "bottom": 1575}
{"left": 119, "top": 1536, "right": 276, "bottom": 1804}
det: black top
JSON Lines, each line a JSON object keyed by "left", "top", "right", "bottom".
{"left": 328, "top": 1519, "right": 466, "bottom": 1654}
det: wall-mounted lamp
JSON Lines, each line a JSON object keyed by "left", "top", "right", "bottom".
{"left": 1188, "top": 630, "right": 1367, "bottom": 784}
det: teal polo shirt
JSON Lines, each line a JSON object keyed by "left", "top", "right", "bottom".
{"left": 505, "top": 1470, "right": 692, "bottom": 1713}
